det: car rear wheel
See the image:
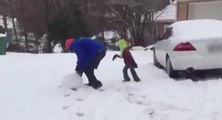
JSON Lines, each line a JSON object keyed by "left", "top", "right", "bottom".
{"left": 166, "top": 56, "right": 179, "bottom": 78}
{"left": 153, "top": 49, "right": 162, "bottom": 68}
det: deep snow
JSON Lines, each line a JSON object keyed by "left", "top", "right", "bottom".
{"left": 0, "top": 50, "right": 222, "bottom": 120}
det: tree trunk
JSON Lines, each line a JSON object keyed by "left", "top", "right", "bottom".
{"left": 24, "top": 29, "right": 29, "bottom": 52}
{"left": 134, "top": 32, "right": 143, "bottom": 46}
{"left": 123, "top": 5, "right": 127, "bottom": 39}
{"left": 101, "top": 27, "right": 105, "bottom": 42}
{"left": 20, "top": 0, "right": 29, "bottom": 52}
{"left": 8, "top": 0, "right": 19, "bottom": 51}
{"left": 84, "top": 0, "right": 88, "bottom": 13}
{"left": 3, "top": 15, "right": 7, "bottom": 31}
{"left": 12, "top": 18, "right": 19, "bottom": 51}
{"left": 34, "top": 35, "right": 39, "bottom": 53}
{"left": 44, "top": 0, "right": 52, "bottom": 53}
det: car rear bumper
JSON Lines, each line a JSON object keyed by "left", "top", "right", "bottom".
{"left": 170, "top": 53, "right": 222, "bottom": 71}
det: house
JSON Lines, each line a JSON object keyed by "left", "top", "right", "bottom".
{"left": 155, "top": 0, "right": 176, "bottom": 38}
{"left": 155, "top": 0, "right": 222, "bottom": 37}
{"left": 177, "top": 0, "right": 222, "bottom": 21}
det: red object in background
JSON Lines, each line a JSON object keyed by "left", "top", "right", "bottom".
{"left": 65, "top": 38, "right": 74, "bottom": 50}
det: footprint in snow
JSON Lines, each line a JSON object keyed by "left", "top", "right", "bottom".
{"left": 76, "top": 98, "right": 83, "bottom": 102}
{"left": 76, "top": 112, "right": 85, "bottom": 117}
{"left": 64, "top": 94, "right": 70, "bottom": 97}
{"left": 62, "top": 105, "right": 72, "bottom": 110}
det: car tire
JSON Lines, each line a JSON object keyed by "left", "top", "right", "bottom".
{"left": 166, "top": 56, "right": 179, "bottom": 78}
{"left": 153, "top": 49, "right": 162, "bottom": 68}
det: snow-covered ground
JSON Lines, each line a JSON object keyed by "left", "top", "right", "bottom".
{"left": 0, "top": 50, "right": 222, "bottom": 120}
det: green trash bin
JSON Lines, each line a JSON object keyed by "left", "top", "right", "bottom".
{"left": 0, "top": 35, "right": 6, "bottom": 55}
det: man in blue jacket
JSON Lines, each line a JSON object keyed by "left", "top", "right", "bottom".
{"left": 65, "top": 37, "right": 107, "bottom": 89}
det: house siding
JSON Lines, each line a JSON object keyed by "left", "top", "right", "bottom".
{"left": 177, "top": 2, "right": 189, "bottom": 21}
{"left": 157, "top": 23, "right": 164, "bottom": 36}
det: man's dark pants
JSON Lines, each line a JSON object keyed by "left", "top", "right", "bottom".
{"left": 84, "top": 48, "right": 106, "bottom": 88}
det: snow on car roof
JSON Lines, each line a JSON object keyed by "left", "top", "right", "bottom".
{"left": 170, "top": 19, "right": 222, "bottom": 42}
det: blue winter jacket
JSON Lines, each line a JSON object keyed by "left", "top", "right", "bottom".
{"left": 69, "top": 37, "right": 106, "bottom": 71}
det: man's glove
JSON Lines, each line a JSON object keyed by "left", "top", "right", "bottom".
{"left": 112, "top": 54, "right": 121, "bottom": 61}
{"left": 75, "top": 65, "right": 83, "bottom": 76}
{"left": 133, "top": 61, "right": 138, "bottom": 68}
{"left": 76, "top": 70, "right": 83, "bottom": 76}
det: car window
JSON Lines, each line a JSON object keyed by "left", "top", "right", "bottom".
{"left": 161, "top": 27, "right": 172, "bottom": 40}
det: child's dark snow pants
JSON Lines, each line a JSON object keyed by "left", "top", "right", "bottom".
{"left": 123, "top": 64, "right": 140, "bottom": 81}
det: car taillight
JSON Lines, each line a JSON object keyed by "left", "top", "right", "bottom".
{"left": 173, "top": 42, "right": 196, "bottom": 51}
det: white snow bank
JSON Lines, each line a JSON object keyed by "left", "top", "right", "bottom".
{"left": 131, "top": 46, "right": 146, "bottom": 50}
{"left": 0, "top": 33, "right": 6, "bottom": 37}
{"left": 53, "top": 43, "right": 63, "bottom": 53}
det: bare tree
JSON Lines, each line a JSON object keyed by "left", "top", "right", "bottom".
{"left": 104, "top": 0, "right": 168, "bottom": 46}
{"left": 0, "top": 0, "right": 10, "bottom": 30}
{"left": 84, "top": 0, "right": 107, "bottom": 40}
{"left": 1, "top": 0, "right": 169, "bottom": 53}
{"left": 8, "top": 0, "right": 19, "bottom": 51}
{"left": 8, "top": 0, "right": 50, "bottom": 52}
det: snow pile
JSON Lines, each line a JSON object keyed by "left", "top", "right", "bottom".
{"left": 0, "top": 33, "right": 6, "bottom": 37}
{"left": 53, "top": 43, "right": 63, "bottom": 53}
{"left": 131, "top": 46, "right": 146, "bottom": 50}
{"left": 61, "top": 73, "right": 83, "bottom": 89}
